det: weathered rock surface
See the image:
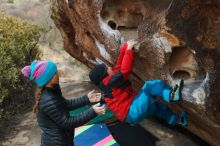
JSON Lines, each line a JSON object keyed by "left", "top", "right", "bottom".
{"left": 50, "top": 0, "right": 220, "bottom": 145}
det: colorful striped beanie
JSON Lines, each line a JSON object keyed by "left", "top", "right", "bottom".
{"left": 21, "top": 60, "right": 57, "bottom": 87}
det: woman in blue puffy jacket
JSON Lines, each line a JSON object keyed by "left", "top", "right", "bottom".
{"left": 21, "top": 60, "right": 106, "bottom": 146}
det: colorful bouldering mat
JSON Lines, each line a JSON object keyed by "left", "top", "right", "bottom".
{"left": 74, "top": 123, "right": 120, "bottom": 146}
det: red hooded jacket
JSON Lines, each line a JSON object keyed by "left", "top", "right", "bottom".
{"left": 99, "top": 43, "right": 137, "bottom": 122}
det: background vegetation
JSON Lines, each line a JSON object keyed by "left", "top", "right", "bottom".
{"left": 0, "top": 12, "right": 43, "bottom": 125}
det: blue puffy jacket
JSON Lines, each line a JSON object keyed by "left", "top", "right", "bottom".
{"left": 37, "top": 85, "right": 96, "bottom": 146}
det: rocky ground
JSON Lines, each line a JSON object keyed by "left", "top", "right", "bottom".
{"left": 0, "top": 0, "right": 210, "bottom": 146}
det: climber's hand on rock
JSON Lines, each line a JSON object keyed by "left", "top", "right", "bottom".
{"left": 127, "top": 39, "right": 138, "bottom": 50}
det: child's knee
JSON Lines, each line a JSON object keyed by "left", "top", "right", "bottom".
{"left": 145, "top": 80, "right": 164, "bottom": 85}
{"left": 142, "top": 80, "right": 159, "bottom": 90}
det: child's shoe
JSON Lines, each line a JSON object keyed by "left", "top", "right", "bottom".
{"left": 169, "top": 79, "right": 184, "bottom": 102}
{"left": 179, "top": 111, "right": 188, "bottom": 127}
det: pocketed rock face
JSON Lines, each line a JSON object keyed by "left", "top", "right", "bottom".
{"left": 50, "top": 0, "right": 220, "bottom": 145}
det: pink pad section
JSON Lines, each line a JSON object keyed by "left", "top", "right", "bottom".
{"left": 93, "top": 135, "right": 114, "bottom": 146}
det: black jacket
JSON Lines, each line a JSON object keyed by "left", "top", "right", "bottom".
{"left": 37, "top": 85, "right": 97, "bottom": 146}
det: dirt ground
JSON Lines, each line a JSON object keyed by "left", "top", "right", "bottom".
{"left": 1, "top": 81, "right": 209, "bottom": 146}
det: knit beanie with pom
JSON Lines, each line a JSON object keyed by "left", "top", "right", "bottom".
{"left": 21, "top": 60, "right": 57, "bottom": 87}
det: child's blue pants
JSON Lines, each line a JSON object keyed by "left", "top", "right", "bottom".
{"left": 126, "top": 80, "right": 179, "bottom": 125}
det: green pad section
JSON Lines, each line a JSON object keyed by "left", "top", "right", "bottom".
{"left": 70, "top": 106, "right": 116, "bottom": 125}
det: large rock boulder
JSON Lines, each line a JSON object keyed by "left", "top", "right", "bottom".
{"left": 50, "top": 0, "right": 220, "bottom": 145}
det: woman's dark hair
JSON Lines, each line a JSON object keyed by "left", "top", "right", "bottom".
{"left": 33, "top": 87, "right": 43, "bottom": 113}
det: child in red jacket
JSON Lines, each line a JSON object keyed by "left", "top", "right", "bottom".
{"left": 89, "top": 40, "right": 187, "bottom": 126}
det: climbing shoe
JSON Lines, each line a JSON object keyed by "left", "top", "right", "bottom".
{"left": 169, "top": 79, "right": 184, "bottom": 102}
{"left": 179, "top": 111, "right": 188, "bottom": 127}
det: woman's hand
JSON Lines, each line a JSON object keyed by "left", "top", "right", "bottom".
{"left": 87, "top": 90, "right": 102, "bottom": 103}
{"left": 127, "top": 39, "right": 138, "bottom": 50}
{"left": 92, "top": 103, "right": 106, "bottom": 115}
